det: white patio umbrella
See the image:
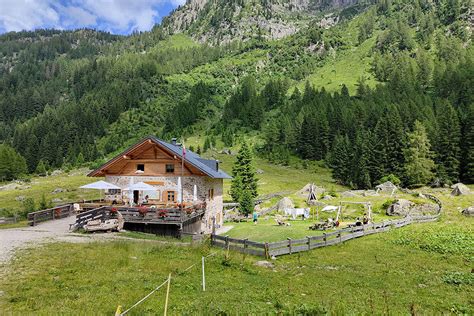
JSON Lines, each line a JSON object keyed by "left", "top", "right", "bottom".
{"left": 127, "top": 177, "right": 134, "bottom": 207}
{"left": 80, "top": 180, "right": 121, "bottom": 202}
{"left": 125, "top": 182, "right": 156, "bottom": 191}
{"left": 80, "top": 180, "right": 120, "bottom": 190}
{"left": 177, "top": 177, "right": 182, "bottom": 203}
{"left": 193, "top": 184, "right": 197, "bottom": 202}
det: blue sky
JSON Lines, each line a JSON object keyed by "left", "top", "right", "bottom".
{"left": 0, "top": 0, "right": 185, "bottom": 35}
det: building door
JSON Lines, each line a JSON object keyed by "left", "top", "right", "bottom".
{"left": 133, "top": 190, "right": 139, "bottom": 204}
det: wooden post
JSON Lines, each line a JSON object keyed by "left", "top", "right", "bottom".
{"left": 307, "top": 236, "right": 311, "bottom": 250}
{"left": 323, "top": 233, "right": 327, "bottom": 246}
{"left": 287, "top": 238, "right": 292, "bottom": 255}
{"left": 164, "top": 273, "right": 171, "bottom": 316}
{"left": 265, "top": 242, "right": 269, "bottom": 259}
{"left": 201, "top": 257, "right": 206, "bottom": 292}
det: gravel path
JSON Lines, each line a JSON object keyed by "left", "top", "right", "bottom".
{"left": 0, "top": 218, "right": 201, "bottom": 264}
{"left": 0, "top": 217, "right": 76, "bottom": 263}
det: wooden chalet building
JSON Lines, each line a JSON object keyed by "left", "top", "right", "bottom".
{"left": 87, "top": 136, "right": 231, "bottom": 236}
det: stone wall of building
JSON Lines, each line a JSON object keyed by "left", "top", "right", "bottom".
{"left": 104, "top": 175, "right": 223, "bottom": 234}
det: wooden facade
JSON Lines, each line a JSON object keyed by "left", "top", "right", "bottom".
{"left": 86, "top": 137, "right": 230, "bottom": 236}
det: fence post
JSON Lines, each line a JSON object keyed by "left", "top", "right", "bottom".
{"left": 52, "top": 209, "right": 55, "bottom": 220}
{"left": 287, "top": 238, "right": 292, "bottom": 255}
{"left": 201, "top": 257, "right": 206, "bottom": 292}
{"left": 307, "top": 236, "right": 311, "bottom": 250}
{"left": 323, "top": 233, "right": 327, "bottom": 246}
{"left": 164, "top": 273, "right": 171, "bottom": 316}
{"left": 225, "top": 235, "right": 229, "bottom": 250}
{"left": 265, "top": 242, "right": 269, "bottom": 259}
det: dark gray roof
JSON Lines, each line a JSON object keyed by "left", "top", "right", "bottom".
{"left": 151, "top": 136, "right": 232, "bottom": 179}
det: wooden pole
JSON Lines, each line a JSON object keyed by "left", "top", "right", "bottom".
{"left": 164, "top": 273, "right": 171, "bottom": 316}
{"left": 201, "top": 257, "right": 206, "bottom": 291}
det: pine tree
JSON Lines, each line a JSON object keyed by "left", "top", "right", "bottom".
{"left": 35, "top": 159, "right": 48, "bottom": 176}
{"left": 435, "top": 101, "right": 461, "bottom": 182}
{"left": 230, "top": 142, "right": 258, "bottom": 206}
{"left": 0, "top": 144, "right": 28, "bottom": 181}
{"left": 329, "top": 134, "right": 352, "bottom": 186}
{"left": 403, "top": 121, "right": 435, "bottom": 187}
{"left": 460, "top": 104, "right": 474, "bottom": 183}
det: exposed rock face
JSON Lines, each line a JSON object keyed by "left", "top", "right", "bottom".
{"left": 451, "top": 183, "right": 471, "bottom": 196}
{"left": 386, "top": 199, "right": 415, "bottom": 216}
{"left": 277, "top": 197, "right": 294, "bottom": 212}
{"left": 254, "top": 260, "right": 275, "bottom": 268}
{"left": 386, "top": 199, "right": 440, "bottom": 216}
{"left": 297, "top": 183, "right": 325, "bottom": 197}
{"left": 163, "top": 0, "right": 360, "bottom": 44}
{"left": 462, "top": 207, "right": 474, "bottom": 216}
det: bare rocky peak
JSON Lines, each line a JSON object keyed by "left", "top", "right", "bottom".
{"left": 164, "top": 0, "right": 360, "bottom": 44}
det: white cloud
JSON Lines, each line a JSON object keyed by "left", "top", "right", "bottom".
{"left": 0, "top": 0, "right": 60, "bottom": 32}
{"left": 0, "top": 0, "right": 183, "bottom": 34}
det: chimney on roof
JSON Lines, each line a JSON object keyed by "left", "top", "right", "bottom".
{"left": 216, "top": 160, "right": 219, "bottom": 171}
{"left": 171, "top": 138, "right": 177, "bottom": 145}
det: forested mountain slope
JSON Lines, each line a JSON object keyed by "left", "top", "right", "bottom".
{"left": 0, "top": 0, "right": 472, "bottom": 189}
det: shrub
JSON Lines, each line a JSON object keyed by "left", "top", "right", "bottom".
{"left": 21, "top": 198, "right": 36, "bottom": 217}
{"left": 379, "top": 174, "right": 401, "bottom": 186}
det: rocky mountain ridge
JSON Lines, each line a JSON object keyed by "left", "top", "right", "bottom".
{"left": 163, "top": 0, "right": 360, "bottom": 44}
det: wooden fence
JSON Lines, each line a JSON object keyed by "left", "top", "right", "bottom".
{"left": 0, "top": 215, "right": 18, "bottom": 225}
{"left": 27, "top": 204, "right": 75, "bottom": 226}
{"left": 72, "top": 206, "right": 110, "bottom": 230}
{"left": 212, "top": 194, "right": 442, "bottom": 258}
{"left": 212, "top": 215, "right": 440, "bottom": 257}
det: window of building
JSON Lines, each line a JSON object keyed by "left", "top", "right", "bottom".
{"left": 137, "top": 164, "right": 145, "bottom": 172}
{"left": 167, "top": 191, "right": 176, "bottom": 202}
{"left": 208, "top": 188, "right": 214, "bottom": 200}
{"left": 166, "top": 164, "right": 175, "bottom": 173}
{"left": 108, "top": 189, "right": 121, "bottom": 195}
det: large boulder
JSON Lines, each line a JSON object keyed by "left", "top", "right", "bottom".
{"left": 411, "top": 203, "right": 440, "bottom": 215}
{"left": 386, "top": 199, "right": 415, "bottom": 216}
{"left": 341, "top": 191, "right": 359, "bottom": 198}
{"left": 375, "top": 181, "right": 398, "bottom": 194}
{"left": 297, "top": 183, "right": 325, "bottom": 197}
{"left": 462, "top": 207, "right": 474, "bottom": 216}
{"left": 277, "top": 197, "right": 294, "bottom": 212}
{"left": 451, "top": 183, "right": 471, "bottom": 196}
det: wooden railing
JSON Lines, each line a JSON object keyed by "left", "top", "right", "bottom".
{"left": 71, "top": 206, "right": 206, "bottom": 231}
{"left": 212, "top": 215, "right": 440, "bottom": 257}
{"left": 72, "top": 206, "right": 110, "bottom": 230}
{"left": 0, "top": 215, "right": 19, "bottom": 225}
{"left": 27, "top": 204, "right": 74, "bottom": 226}
{"left": 212, "top": 193, "right": 442, "bottom": 257}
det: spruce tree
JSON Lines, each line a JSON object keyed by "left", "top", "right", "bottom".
{"left": 460, "top": 104, "right": 474, "bottom": 183}
{"left": 0, "top": 144, "right": 28, "bottom": 181}
{"left": 230, "top": 142, "right": 258, "bottom": 209}
{"left": 435, "top": 101, "right": 461, "bottom": 182}
{"left": 403, "top": 121, "right": 435, "bottom": 187}
{"left": 330, "top": 134, "right": 352, "bottom": 186}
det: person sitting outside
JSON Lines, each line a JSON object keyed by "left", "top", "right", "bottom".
{"left": 363, "top": 213, "right": 369, "bottom": 225}
{"left": 142, "top": 195, "right": 149, "bottom": 205}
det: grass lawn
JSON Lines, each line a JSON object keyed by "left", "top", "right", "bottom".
{"left": 0, "top": 188, "right": 472, "bottom": 314}
{"left": 0, "top": 169, "right": 100, "bottom": 216}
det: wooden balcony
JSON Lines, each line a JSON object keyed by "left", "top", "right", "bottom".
{"left": 73, "top": 204, "right": 206, "bottom": 233}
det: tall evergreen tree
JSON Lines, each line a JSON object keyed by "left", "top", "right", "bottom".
{"left": 403, "top": 121, "right": 435, "bottom": 187}
{"left": 435, "top": 101, "right": 461, "bottom": 182}
{"left": 0, "top": 144, "right": 28, "bottom": 181}
{"left": 230, "top": 142, "right": 258, "bottom": 207}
